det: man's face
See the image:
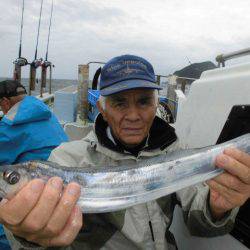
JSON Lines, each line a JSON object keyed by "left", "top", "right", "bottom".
{"left": 98, "top": 89, "right": 157, "bottom": 147}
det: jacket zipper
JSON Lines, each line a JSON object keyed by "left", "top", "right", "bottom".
{"left": 149, "top": 220, "right": 155, "bottom": 242}
{"left": 146, "top": 204, "right": 155, "bottom": 242}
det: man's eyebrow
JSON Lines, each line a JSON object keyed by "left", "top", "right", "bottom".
{"left": 109, "top": 95, "right": 127, "bottom": 102}
{"left": 138, "top": 94, "right": 154, "bottom": 100}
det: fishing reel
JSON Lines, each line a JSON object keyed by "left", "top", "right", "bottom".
{"left": 30, "top": 58, "right": 43, "bottom": 68}
{"left": 42, "top": 60, "right": 51, "bottom": 68}
{"left": 13, "top": 57, "right": 28, "bottom": 67}
{"left": 42, "top": 60, "right": 52, "bottom": 68}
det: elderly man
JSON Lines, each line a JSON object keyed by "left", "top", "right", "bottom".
{"left": 2, "top": 55, "right": 250, "bottom": 249}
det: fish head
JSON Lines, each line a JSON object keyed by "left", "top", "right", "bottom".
{"left": 0, "top": 163, "right": 31, "bottom": 200}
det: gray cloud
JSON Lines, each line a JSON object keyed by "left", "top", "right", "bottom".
{"left": 0, "top": 0, "right": 250, "bottom": 79}
{"left": 55, "top": 0, "right": 125, "bottom": 23}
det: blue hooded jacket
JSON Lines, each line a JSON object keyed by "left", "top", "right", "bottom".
{"left": 0, "top": 96, "right": 68, "bottom": 165}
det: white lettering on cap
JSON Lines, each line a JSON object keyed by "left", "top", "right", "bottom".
{"left": 106, "top": 64, "right": 121, "bottom": 73}
{"left": 123, "top": 60, "right": 147, "bottom": 70}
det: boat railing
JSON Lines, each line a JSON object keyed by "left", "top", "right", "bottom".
{"left": 216, "top": 47, "right": 250, "bottom": 67}
{"left": 87, "top": 61, "right": 106, "bottom": 66}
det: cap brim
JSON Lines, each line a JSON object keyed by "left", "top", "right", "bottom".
{"left": 100, "top": 79, "right": 162, "bottom": 96}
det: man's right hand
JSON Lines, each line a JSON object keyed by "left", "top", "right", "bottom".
{"left": 0, "top": 177, "right": 82, "bottom": 247}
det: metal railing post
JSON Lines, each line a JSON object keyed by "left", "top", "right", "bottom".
{"left": 78, "top": 64, "right": 89, "bottom": 123}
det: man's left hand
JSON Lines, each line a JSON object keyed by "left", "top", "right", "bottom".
{"left": 207, "top": 148, "right": 250, "bottom": 220}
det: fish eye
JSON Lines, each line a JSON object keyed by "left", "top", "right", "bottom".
{"left": 3, "top": 170, "right": 20, "bottom": 185}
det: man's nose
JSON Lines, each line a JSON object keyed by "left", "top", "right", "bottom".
{"left": 125, "top": 105, "right": 140, "bottom": 121}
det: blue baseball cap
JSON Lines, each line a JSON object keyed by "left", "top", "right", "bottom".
{"left": 100, "top": 55, "right": 162, "bottom": 96}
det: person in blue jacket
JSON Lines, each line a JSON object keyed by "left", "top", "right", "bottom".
{"left": 0, "top": 80, "right": 68, "bottom": 164}
{"left": 0, "top": 79, "right": 68, "bottom": 249}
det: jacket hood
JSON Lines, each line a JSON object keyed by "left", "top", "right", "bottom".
{"left": 2, "top": 96, "right": 51, "bottom": 126}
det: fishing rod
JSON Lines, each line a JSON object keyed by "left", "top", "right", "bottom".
{"left": 13, "top": 0, "right": 28, "bottom": 82}
{"left": 41, "top": 0, "right": 54, "bottom": 95}
{"left": 29, "top": 0, "right": 44, "bottom": 95}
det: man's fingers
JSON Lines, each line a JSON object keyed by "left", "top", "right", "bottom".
{"left": 36, "top": 206, "right": 82, "bottom": 247}
{"left": 0, "top": 179, "right": 45, "bottom": 226}
{"left": 49, "top": 206, "right": 82, "bottom": 247}
{"left": 39, "top": 182, "right": 81, "bottom": 238}
{"left": 207, "top": 179, "right": 245, "bottom": 206}
{"left": 224, "top": 148, "right": 250, "bottom": 168}
{"left": 215, "top": 153, "right": 250, "bottom": 185}
{"left": 20, "top": 177, "right": 63, "bottom": 232}
{"left": 211, "top": 172, "right": 249, "bottom": 194}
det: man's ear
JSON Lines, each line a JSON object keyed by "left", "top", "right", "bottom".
{"left": 2, "top": 97, "right": 9, "bottom": 102}
{"left": 97, "top": 101, "right": 107, "bottom": 121}
{"left": 0, "top": 97, "right": 11, "bottom": 114}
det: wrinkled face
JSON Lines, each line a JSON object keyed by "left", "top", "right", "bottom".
{"left": 97, "top": 89, "right": 157, "bottom": 147}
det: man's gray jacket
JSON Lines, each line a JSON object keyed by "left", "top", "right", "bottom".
{"left": 6, "top": 116, "right": 238, "bottom": 250}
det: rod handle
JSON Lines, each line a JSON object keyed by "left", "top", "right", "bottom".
{"left": 41, "top": 66, "right": 47, "bottom": 88}
{"left": 29, "top": 66, "right": 36, "bottom": 93}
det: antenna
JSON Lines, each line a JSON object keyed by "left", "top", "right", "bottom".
{"left": 186, "top": 56, "right": 192, "bottom": 65}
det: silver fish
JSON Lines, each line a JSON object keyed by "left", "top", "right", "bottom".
{"left": 0, "top": 134, "right": 250, "bottom": 213}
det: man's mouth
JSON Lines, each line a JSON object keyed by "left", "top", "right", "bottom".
{"left": 122, "top": 128, "right": 143, "bottom": 134}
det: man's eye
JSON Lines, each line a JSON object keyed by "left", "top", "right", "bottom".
{"left": 114, "top": 102, "right": 126, "bottom": 108}
{"left": 139, "top": 98, "right": 151, "bottom": 105}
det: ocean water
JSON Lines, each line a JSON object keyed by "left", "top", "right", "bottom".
{"left": 0, "top": 77, "right": 78, "bottom": 96}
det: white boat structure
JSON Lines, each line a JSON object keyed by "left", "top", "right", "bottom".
{"left": 170, "top": 48, "right": 250, "bottom": 250}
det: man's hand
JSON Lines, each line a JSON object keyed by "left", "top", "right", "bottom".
{"left": 207, "top": 148, "right": 250, "bottom": 220}
{"left": 0, "top": 177, "right": 82, "bottom": 247}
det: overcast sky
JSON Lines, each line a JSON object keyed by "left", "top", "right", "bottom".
{"left": 0, "top": 0, "right": 250, "bottom": 79}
